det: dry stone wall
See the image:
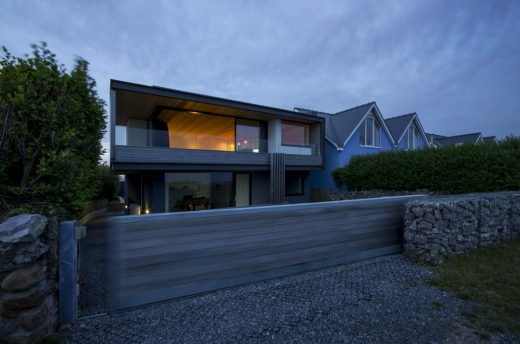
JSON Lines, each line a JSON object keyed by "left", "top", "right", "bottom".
{"left": 0, "top": 214, "right": 59, "bottom": 344}
{"left": 404, "top": 192, "right": 520, "bottom": 265}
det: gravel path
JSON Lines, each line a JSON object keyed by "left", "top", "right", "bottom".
{"left": 59, "top": 253, "right": 493, "bottom": 344}
{"left": 78, "top": 216, "right": 110, "bottom": 317}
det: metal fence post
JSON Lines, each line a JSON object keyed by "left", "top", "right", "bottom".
{"left": 59, "top": 221, "right": 79, "bottom": 325}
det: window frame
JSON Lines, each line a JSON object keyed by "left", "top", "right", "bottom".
{"left": 359, "top": 113, "right": 381, "bottom": 148}
{"left": 281, "top": 121, "right": 310, "bottom": 147}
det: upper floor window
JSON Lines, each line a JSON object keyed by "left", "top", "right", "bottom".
{"left": 406, "top": 124, "right": 420, "bottom": 149}
{"left": 359, "top": 113, "right": 381, "bottom": 147}
{"left": 236, "top": 119, "right": 267, "bottom": 153}
{"left": 282, "top": 121, "right": 309, "bottom": 146}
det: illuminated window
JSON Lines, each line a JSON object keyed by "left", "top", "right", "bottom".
{"left": 159, "top": 110, "right": 235, "bottom": 151}
{"left": 282, "top": 121, "right": 309, "bottom": 146}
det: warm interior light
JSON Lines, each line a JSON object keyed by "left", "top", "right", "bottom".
{"left": 124, "top": 205, "right": 128, "bottom": 209}
{"left": 145, "top": 209, "right": 150, "bottom": 214}
{"left": 244, "top": 140, "right": 248, "bottom": 144}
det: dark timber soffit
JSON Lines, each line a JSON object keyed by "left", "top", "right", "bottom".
{"left": 110, "top": 79, "right": 324, "bottom": 124}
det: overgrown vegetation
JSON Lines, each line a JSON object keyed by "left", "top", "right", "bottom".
{"left": 333, "top": 137, "right": 520, "bottom": 193}
{"left": 0, "top": 43, "right": 106, "bottom": 219}
{"left": 430, "top": 240, "right": 520, "bottom": 338}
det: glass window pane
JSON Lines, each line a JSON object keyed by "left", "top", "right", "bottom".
{"left": 374, "top": 121, "right": 381, "bottom": 147}
{"left": 366, "top": 116, "right": 374, "bottom": 146}
{"left": 158, "top": 110, "right": 235, "bottom": 151}
{"left": 359, "top": 119, "right": 366, "bottom": 145}
{"left": 282, "top": 121, "right": 309, "bottom": 146}
{"left": 165, "top": 172, "right": 233, "bottom": 212}
{"left": 236, "top": 119, "right": 267, "bottom": 153}
{"left": 285, "top": 172, "right": 304, "bottom": 196}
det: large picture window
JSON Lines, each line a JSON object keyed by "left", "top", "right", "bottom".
{"left": 282, "top": 121, "right": 309, "bottom": 146}
{"left": 159, "top": 110, "right": 235, "bottom": 151}
{"left": 359, "top": 113, "right": 381, "bottom": 147}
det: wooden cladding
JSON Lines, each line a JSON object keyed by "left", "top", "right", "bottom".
{"left": 270, "top": 153, "right": 285, "bottom": 204}
{"left": 106, "top": 195, "right": 428, "bottom": 310}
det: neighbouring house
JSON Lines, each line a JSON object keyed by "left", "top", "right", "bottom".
{"left": 431, "top": 132, "right": 484, "bottom": 147}
{"left": 483, "top": 135, "right": 497, "bottom": 143}
{"left": 294, "top": 102, "right": 395, "bottom": 190}
{"left": 384, "top": 113, "right": 430, "bottom": 150}
{"left": 110, "top": 80, "right": 324, "bottom": 214}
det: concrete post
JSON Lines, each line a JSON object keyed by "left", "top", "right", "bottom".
{"left": 59, "top": 221, "right": 78, "bottom": 325}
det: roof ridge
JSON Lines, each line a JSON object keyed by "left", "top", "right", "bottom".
{"left": 333, "top": 101, "right": 375, "bottom": 116}
{"left": 385, "top": 112, "right": 416, "bottom": 120}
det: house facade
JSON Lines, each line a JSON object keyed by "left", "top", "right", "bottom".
{"left": 295, "top": 102, "right": 395, "bottom": 190}
{"left": 110, "top": 80, "right": 324, "bottom": 214}
{"left": 428, "top": 132, "right": 484, "bottom": 147}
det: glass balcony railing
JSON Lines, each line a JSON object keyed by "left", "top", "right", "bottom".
{"left": 115, "top": 126, "right": 268, "bottom": 153}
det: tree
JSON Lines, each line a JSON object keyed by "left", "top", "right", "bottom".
{"left": 0, "top": 43, "right": 106, "bottom": 218}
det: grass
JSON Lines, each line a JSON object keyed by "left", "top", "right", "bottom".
{"left": 430, "top": 239, "right": 520, "bottom": 337}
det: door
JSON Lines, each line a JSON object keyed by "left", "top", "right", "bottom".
{"left": 235, "top": 173, "right": 250, "bottom": 207}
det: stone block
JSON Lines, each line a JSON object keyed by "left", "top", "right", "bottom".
{"left": 1, "top": 282, "right": 48, "bottom": 317}
{"left": 1, "top": 264, "right": 44, "bottom": 292}
{"left": 19, "top": 302, "right": 48, "bottom": 331}
{"left": 0, "top": 215, "right": 47, "bottom": 244}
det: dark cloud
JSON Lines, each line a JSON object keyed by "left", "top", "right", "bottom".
{"left": 1, "top": 0, "right": 519, "bottom": 161}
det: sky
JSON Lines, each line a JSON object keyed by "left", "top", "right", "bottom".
{"left": 1, "top": 0, "right": 519, "bottom": 161}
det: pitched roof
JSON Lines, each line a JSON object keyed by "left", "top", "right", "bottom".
{"left": 384, "top": 113, "right": 416, "bottom": 143}
{"left": 483, "top": 136, "right": 497, "bottom": 143}
{"left": 435, "top": 132, "right": 483, "bottom": 146}
{"left": 295, "top": 102, "right": 396, "bottom": 148}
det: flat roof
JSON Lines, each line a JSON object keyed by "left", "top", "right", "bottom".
{"left": 111, "top": 79, "right": 324, "bottom": 125}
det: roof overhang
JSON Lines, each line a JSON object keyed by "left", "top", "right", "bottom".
{"left": 111, "top": 80, "right": 324, "bottom": 126}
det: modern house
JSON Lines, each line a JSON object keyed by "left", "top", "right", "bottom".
{"left": 384, "top": 113, "right": 430, "bottom": 150}
{"left": 110, "top": 80, "right": 324, "bottom": 214}
{"left": 294, "top": 102, "right": 395, "bottom": 190}
{"left": 428, "top": 132, "right": 484, "bottom": 147}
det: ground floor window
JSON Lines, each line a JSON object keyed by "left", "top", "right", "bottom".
{"left": 285, "top": 172, "right": 305, "bottom": 196}
{"left": 165, "top": 172, "right": 252, "bottom": 212}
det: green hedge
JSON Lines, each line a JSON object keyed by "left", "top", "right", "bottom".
{"left": 332, "top": 137, "right": 520, "bottom": 194}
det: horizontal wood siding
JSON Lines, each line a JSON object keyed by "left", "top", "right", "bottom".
{"left": 113, "top": 146, "right": 322, "bottom": 168}
{"left": 107, "top": 195, "right": 427, "bottom": 310}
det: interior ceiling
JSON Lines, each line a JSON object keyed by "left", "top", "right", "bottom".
{"left": 115, "top": 90, "right": 318, "bottom": 126}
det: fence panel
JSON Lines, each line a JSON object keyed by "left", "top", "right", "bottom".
{"left": 107, "top": 195, "right": 427, "bottom": 310}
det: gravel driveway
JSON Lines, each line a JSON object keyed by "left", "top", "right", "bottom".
{"left": 58, "top": 253, "right": 494, "bottom": 344}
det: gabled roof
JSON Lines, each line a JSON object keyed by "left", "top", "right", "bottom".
{"left": 483, "top": 136, "right": 497, "bottom": 143}
{"left": 435, "top": 132, "right": 483, "bottom": 146}
{"left": 295, "top": 102, "right": 395, "bottom": 149}
{"left": 385, "top": 113, "right": 416, "bottom": 143}
{"left": 385, "top": 113, "right": 431, "bottom": 147}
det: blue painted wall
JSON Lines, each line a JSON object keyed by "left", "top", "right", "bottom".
{"left": 310, "top": 124, "right": 395, "bottom": 190}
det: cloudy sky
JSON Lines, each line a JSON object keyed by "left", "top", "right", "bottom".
{"left": 1, "top": 0, "right": 519, "bottom": 160}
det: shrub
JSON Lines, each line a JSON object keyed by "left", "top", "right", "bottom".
{"left": 0, "top": 43, "right": 106, "bottom": 219}
{"left": 333, "top": 136, "right": 520, "bottom": 194}
{"left": 94, "top": 164, "right": 120, "bottom": 201}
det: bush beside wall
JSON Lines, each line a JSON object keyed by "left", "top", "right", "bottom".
{"left": 332, "top": 137, "right": 520, "bottom": 194}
